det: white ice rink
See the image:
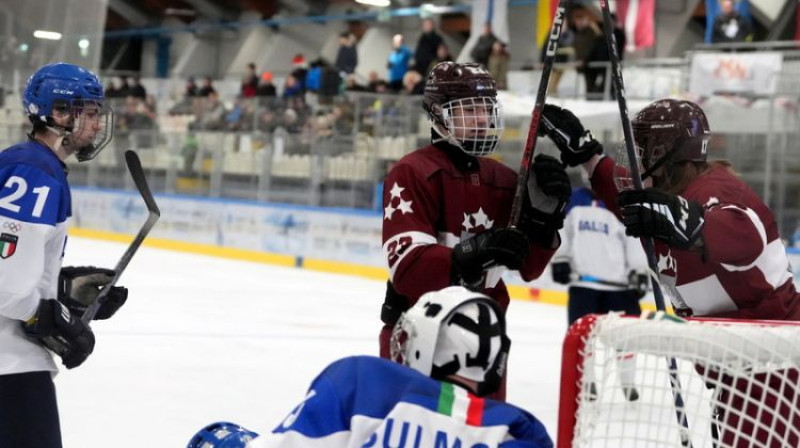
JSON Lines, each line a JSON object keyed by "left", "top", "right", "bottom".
{"left": 56, "top": 236, "right": 567, "bottom": 448}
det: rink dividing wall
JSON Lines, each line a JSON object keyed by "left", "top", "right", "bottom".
{"left": 68, "top": 187, "right": 800, "bottom": 311}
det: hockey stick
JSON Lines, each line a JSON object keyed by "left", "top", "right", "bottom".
{"left": 509, "top": 1, "right": 567, "bottom": 226}
{"left": 80, "top": 150, "right": 161, "bottom": 324}
{"left": 597, "top": 2, "right": 693, "bottom": 446}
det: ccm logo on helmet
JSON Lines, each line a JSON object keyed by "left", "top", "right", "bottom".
{"left": 52, "top": 89, "right": 74, "bottom": 95}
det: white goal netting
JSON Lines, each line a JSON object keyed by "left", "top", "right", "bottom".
{"left": 559, "top": 313, "right": 800, "bottom": 448}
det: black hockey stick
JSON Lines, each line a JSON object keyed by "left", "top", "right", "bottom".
{"left": 597, "top": 2, "right": 693, "bottom": 446}
{"left": 509, "top": 1, "right": 567, "bottom": 226}
{"left": 80, "top": 150, "right": 161, "bottom": 324}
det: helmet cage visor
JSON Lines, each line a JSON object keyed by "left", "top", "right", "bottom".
{"left": 440, "top": 96, "right": 504, "bottom": 157}
{"left": 60, "top": 98, "right": 114, "bottom": 162}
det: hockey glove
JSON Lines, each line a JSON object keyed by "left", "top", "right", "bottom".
{"left": 551, "top": 261, "right": 572, "bottom": 285}
{"left": 617, "top": 189, "right": 705, "bottom": 250}
{"left": 539, "top": 104, "right": 603, "bottom": 167}
{"left": 59, "top": 266, "right": 128, "bottom": 320}
{"left": 628, "top": 270, "right": 649, "bottom": 299}
{"left": 520, "top": 154, "right": 571, "bottom": 247}
{"left": 23, "top": 299, "right": 95, "bottom": 369}
{"left": 452, "top": 228, "right": 530, "bottom": 288}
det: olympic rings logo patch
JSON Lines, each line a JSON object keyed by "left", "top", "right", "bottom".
{"left": 2, "top": 222, "right": 22, "bottom": 233}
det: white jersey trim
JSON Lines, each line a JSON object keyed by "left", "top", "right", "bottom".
{"left": 384, "top": 231, "right": 437, "bottom": 280}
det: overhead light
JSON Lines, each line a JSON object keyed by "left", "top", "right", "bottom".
{"left": 33, "top": 30, "right": 62, "bottom": 40}
{"left": 355, "top": 0, "right": 390, "bottom": 6}
{"left": 78, "top": 38, "right": 90, "bottom": 49}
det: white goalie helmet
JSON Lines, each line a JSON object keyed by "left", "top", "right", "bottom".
{"left": 390, "top": 286, "right": 510, "bottom": 396}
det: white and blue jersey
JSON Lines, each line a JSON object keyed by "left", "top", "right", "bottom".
{"left": 0, "top": 141, "right": 71, "bottom": 375}
{"left": 250, "top": 356, "right": 553, "bottom": 448}
{"left": 554, "top": 187, "right": 647, "bottom": 290}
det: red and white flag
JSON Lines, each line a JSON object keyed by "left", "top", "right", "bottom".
{"left": 616, "top": 0, "right": 656, "bottom": 52}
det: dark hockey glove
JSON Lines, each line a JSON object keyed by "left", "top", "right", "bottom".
{"left": 23, "top": 299, "right": 95, "bottom": 369}
{"left": 628, "top": 270, "right": 649, "bottom": 299}
{"left": 617, "top": 189, "right": 705, "bottom": 250}
{"left": 551, "top": 261, "right": 572, "bottom": 285}
{"left": 59, "top": 266, "right": 128, "bottom": 320}
{"left": 539, "top": 104, "right": 603, "bottom": 167}
{"left": 520, "top": 154, "right": 571, "bottom": 247}
{"left": 452, "top": 228, "right": 530, "bottom": 288}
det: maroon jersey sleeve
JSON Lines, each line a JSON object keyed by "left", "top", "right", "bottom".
{"left": 382, "top": 161, "right": 452, "bottom": 303}
{"left": 684, "top": 170, "right": 768, "bottom": 267}
{"left": 590, "top": 156, "right": 622, "bottom": 218}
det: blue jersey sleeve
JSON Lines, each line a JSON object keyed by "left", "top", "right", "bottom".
{"left": 271, "top": 361, "right": 350, "bottom": 438}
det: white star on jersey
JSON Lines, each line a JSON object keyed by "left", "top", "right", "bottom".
{"left": 461, "top": 207, "right": 495, "bottom": 233}
{"left": 384, "top": 182, "right": 414, "bottom": 220}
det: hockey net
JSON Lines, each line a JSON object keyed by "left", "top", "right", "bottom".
{"left": 558, "top": 313, "right": 800, "bottom": 448}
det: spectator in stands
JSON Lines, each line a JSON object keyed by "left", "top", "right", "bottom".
{"left": 117, "top": 96, "right": 155, "bottom": 132}
{"left": 387, "top": 34, "right": 413, "bottom": 92}
{"left": 402, "top": 70, "right": 424, "bottom": 95}
{"left": 568, "top": 4, "right": 603, "bottom": 99}
{"left": 198, "top": 76, "right": 216, "bottom": 97}
{"left": 128, "top": 77, "right": 147, "bottom": 100}
{"left": 413, "top": 18, "right": 443, "bottom": 76}
{"left": 192, "top": 90, "right": 226, "bottom": 130}
{"left": 105, "top": 78, "right": 121, "bottom": 98}
{"left": 107, "top": 77, "right": 129, "bottom": 98}
{"left": 488, "top": 41, "right": 510, "bottom": 90}
{"left": 344, "top": 74, "right": 368, "bottom": 92}
{"left": 712, "top": 0, "right": 753, "bottom": 44}
{"left": 335, "top": 32, "right": 358, "bottom": 75}
{"left": 241, "top": 62, "right": 258, "bottom": 98}
{"left": 185, "top": 76, "right": 198, "bottom": 97}
{"left": 427, "top": 43, "right": 453, "bottom": 75}
{"left": 366, "top": 71, "right": 389, "bottom": 93}
{"left": 256, "top": 71, "right": 277, "bottom": 97}
{"left": 283, "top": 74, "right": 304, "bottom": 98}
{"left": 470, "top": 23, "right": 498, "bottom": 68}
{"left": 584, "top": 16, "right": 626, "bottom": 100}
{"left": 290, "top": 53, "right": 308, "bottom": 92}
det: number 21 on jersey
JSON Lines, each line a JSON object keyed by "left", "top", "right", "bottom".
{"left": 0, "top": 176, "right": 51, "bottom": 218}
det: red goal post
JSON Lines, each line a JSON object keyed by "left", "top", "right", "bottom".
{"left": 558, "top": 313, "right": 800, "bottom": 448}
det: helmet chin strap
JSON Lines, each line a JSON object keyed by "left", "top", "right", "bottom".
{"left": 431, "top": 121, "right": 467, "bottom": 153}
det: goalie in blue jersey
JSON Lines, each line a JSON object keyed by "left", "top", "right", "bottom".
{"left": 188, "top": 286, "right": 553, "bottom": 448}
{"left": 0, "top": 62, "right": 128, "bottom": 448}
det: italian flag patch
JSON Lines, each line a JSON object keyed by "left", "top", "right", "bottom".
{"left": 436, "top": 382, "right": 484, "bottom": 426}
{"left": 0, "top": 233, "right": 18, "bottom": 259}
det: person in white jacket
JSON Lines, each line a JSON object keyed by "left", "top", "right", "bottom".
{"left": 552, "top": 185, "right": 649, "bottom": 401}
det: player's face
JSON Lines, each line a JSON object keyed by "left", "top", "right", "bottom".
{"left": 449, "top": 99, "right": 491, "bottom": 140}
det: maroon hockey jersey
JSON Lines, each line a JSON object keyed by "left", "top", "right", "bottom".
{"left": 382, "top": 144, "right": 556, "bottom": 312}
{"left": 592, "top": 156, "right": 800, "bottom": 320}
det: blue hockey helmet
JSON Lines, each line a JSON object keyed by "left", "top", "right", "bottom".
{"left": 187, "top": 421, "right": 259, "bottom": 448}
{"left": 23, "top": 62, "right": 113, "bottom": 161}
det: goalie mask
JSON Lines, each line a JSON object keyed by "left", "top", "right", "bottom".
{"left": 390, "top": 286, "right": 510, "bottom": 397}
{"left": 187, "top": 421, "right": 258, "bottom": 448}
{"left": 423, "top": 62, "right": 504, "bottom": 157}
{"left": 615, "top": 99, "right": 710, "bottom": 190}
{"left": 23, "top": 62, "right": 114, "bottom": 162}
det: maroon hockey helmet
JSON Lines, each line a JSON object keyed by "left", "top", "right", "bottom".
{"left": 632, "top": 99, "right": 710, "bottom": 177}
{"left": 422, "top": 62, "right": 504, "bottom": 156}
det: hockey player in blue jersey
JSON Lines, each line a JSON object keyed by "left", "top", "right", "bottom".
{"left": 188, "top": 286, "right": 554, "bottom": 448}
{"left": 0, "top": 63, "right": 128, "bottom": 448}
